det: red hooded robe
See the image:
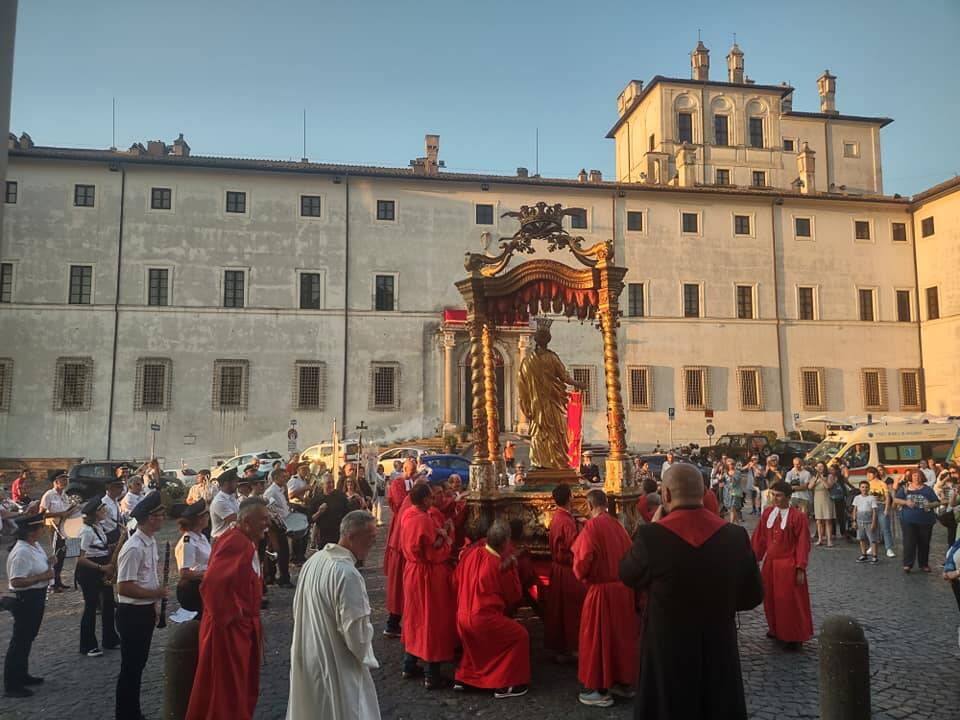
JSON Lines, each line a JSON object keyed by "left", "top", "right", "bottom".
{"left": 384, "top": 494, "right": 413, "bottom": 616}
{"left": 544, "top": 507, "right": 586, "bottom": 654}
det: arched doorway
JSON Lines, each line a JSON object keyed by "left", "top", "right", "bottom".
{"left": 463, "top": 347, "right": 505, "bottom": 432}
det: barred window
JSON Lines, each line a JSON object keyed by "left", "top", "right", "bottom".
{"left": 899, "top": 369, "right": 922, "bottom": 411}
{"left": 300, "top": 195, "right": 322, "bottom": 217}
{"left": 858, "top": 288, "right": 875, "bottom": 322}
{"left": 69, "top": 265, "right": 93, "bottom": 304}
{"left": 148, "top": 268, "right": 169, "bottom": 306}
{"left": 0, "top": 263, "right": 12, "bottom": 303}
{"left": 225, "top": 191, "right": 246, "bottom": 214}
{"left": 54, "top": 357, "right": 93, "bottom": 411}
{"left": 800, "top": 368, "right": 824, "bottom": 411}
{"left": 74, "top": 184, "right": 95, "bottom": 207}
{"left": 150, "top": 187, "right": 172, "bottom": 210}
{"left": 4, "top": 180, "right": 17, "bottom": 204}
{"left": 736, "top": 285, "right": 755, "bottom": 319}
{"left": 135, "top": 358, "right": 171, "bottom": 411}
{"left": 628, "top": 366, "right": 652, "bottom": 411}
{"left": 223, "top": 270, "right": 245, "bottom": 308}
{"left": 861, "top": 368, "right": 887, "bottom": 411}
{"left": 798, "top": 286, "right": 815, "bottom": 320}
{"left": 0, "top": 358, "right": 12, "bottom": 411}
{"left": 571, "top": 366, "right": 596, "bottom": 409}
{"left": 294, "top": 361, "right": 327, "bottom": 410}
{"left": 627, "top": 283, "right": 644, "bottom": 317}
{"left": 300, "top": 272, "right": 323, "bottom": 309}
{"left": 213, "top": 360, "right": 249, "bottom": 410}
{"left": 683, "top": 366, "right": 707, "bottom": 410}
{"left": 738, "top": 367, "right": 763, "bottom": 410}
{"left": 370, "top": 362, "right": 400, "bottom": 410}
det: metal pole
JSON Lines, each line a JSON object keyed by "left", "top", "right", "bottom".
{"left": 150, "top": 428, "right": 156, "bottom": 460}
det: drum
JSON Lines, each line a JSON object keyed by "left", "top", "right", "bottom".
{"left": 61, "top": 517, "right": 85, "bottom": 539}
{"left": 285, "top": 512, "right": 309, "bottom": 539}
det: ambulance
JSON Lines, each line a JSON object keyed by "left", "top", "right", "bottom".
{"left": 804, "top": 419, "right": 960, "bottom": 480}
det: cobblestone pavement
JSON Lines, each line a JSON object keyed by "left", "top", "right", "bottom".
{"left": 2, "top": 511, "right": 957, "bottom": 719}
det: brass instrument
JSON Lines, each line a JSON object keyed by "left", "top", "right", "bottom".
{"left": 104, "top": 523, "right": 130, "bottom": 587}
{"left": 157, "top": 541, "right": 170, "bottom": 628}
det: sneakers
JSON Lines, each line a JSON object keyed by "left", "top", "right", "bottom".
{"left": 856, "top": 555, "right": 868, "bottom": 563}
{"left": 86, "top": 648, "right": 103, "bottom": 657}
{"left": 578, "top": 690, "right": 614, "bottom": 707}
{"left": 382, "top": 628, "right": 401, "bottom": 639}
{"left": 886, "top": 548, "right": 896, "bottom": 558}
{"left": 493, "top": 685, "right": 529, "bottom": 698}
{"left": 869, "top": 556, "right": 879, "bottom": 564}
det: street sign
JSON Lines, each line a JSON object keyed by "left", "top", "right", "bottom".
{"left": 706, "top": 423, "right": 715, "bottom": 437}
{"left": 150, "top": 423, "right": 161, "bottom": 432}
{"left": 290, "top": 419, "right": 298, "bottom": 427}
{"left": 705, "top": 409, "right": 714, "bottom": 419}
{"left": 668, "top": 407, "right": 675, "bottom": 420}
{"left": 793, "top": 412, "right": 800, "bottom": 422}
{"left": 287, "top": 428, "right": 298, "bottom": 441}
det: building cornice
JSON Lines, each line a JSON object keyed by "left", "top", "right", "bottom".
{"left": 911, "top": 174, "right": 960, "bottom": 207}
{"left": 782, "top": 111, "right": 893, "bottom": 128}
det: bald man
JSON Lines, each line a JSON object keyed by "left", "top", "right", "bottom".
{"left": 620, "top": 463, "right": 763, "bottom": 720}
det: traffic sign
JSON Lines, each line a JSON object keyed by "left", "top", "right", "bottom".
{"left": 150, "top": 423, "right": 161, "bottom": 432}
{"left": 706, "top": 423, "right": 715, "bottom": 437}
{"left": 290, "top": 419, "right": 298, "bottom": 427}
{"left": 668, "top": 407, "right": 675, "bottom": 421}
{"left": 793, "top": 412, "right": 800, "bottom": 422}
{"left": 705, "top": 409, "right": 714, "bottom": 419}
{"left": 287, "top": 428, "right": 298, "bottom": 441}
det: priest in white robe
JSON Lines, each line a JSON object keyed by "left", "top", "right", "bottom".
{"left": 287, "top": 510, "right": 381, "bottom": 720}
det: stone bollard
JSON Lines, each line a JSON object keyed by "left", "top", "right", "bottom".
{"left": 819, "top": 615, "right": 870, "bottom": 720}
{"left": 163, "top": 619, "right": 200, "bottom": 720}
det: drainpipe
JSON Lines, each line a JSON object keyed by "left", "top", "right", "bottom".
{"left": 770, "top": 197, "right": 788, "bottom": 436}
{"left": 908, "top": 207, "right": 925, "bottom": 409}
{"left": 106, "top": 163, "right": 126, "bottom": 458}
{"left": 341, "top": 175, "right": 350, "bottom": 431}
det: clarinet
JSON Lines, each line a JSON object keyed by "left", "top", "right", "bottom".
{"left": 157, "top": 541, "right": 171, "bottom": 628}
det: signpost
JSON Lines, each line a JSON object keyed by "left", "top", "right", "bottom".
{"left": 705, "top": 423, "right": 715, "bottom": 446}
{"left": 150, "top": 423, "right": 161, "bottom": 459}
{"left": 667, "top": 407, "right": 675, "bottom": 449}
{"left": 794, "top": 412, "right": 803, "bottom": 440}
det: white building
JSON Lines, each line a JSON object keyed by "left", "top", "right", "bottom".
{"left": 0, "top": 42, "right": 950, "bottom": 465}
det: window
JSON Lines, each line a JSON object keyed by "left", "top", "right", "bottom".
{"left": 370, "top": 362, "right": 400, "bottom": 410}
{"left": 223, "top": 270, "right": 245, "bottom": 308}
{"left": 147, "top": 268, "right": 169, "bottom": 306}
{"left": 4, "top": 180, "right": 16, "bottom": 204}
{"left": 294, "top": 361, "right": 327, "bottom": 410}
{"left": 736, "top": 285, "right": 755, "bottom": 319}
{"left": 748, "top": 117, "right": 764, "bottom": 148}
{"left": 797, "top": 286, "right": 816, "bottom": 320}
{"left": 475, "top": 204, "right": 494, "bottom": 225}
{"left": 861, "top": 368, "right": 887, "bottom": 411}
{"left": 626, "top": 211, "right": 643, "bottom": 232}
{"left": 0, "top": 263, "right": 12, "bottom": 303}
{"left": 683, "top": 283, "right": 701, "bottom": 317}
{"left": 715, "top": 169, "right": 730, "bottom": 186}
{"left": 225, "top": 191, "right": 246, "bottom": 214}
{"left": 714, "top": 115, "right": 729, "bottom": 146}
{"left": 800, "top": 367, "right": 824, "bottom": 411}
{"left": 213, "top": 360, "right": 249, "bottom": 410}
{"left": 921, "top": 217, "right": 935, "bottom": 237}
{"left": 681, "top": 212, "right": 699, "bottom": 234}
{"left": 627, "top": 283, "right": 645, "bottom": 317}
{"left": 628, "top": 366, "right": 652, "bottom": 411}
{"left": 895, "top": 290, "right": 912, "bottom": 322}
{"left": 74, "top": 184, "right": 95, "bottom": 207}
{"left": 926, "top": 287, "right": 940, "bottom": 320}
{"left": 54, "top": 357, "right": 93, "bottom": 411}
{"left": 376, "top": 200, "right": 395, "bottom": 221}
{"left": 782, "top": 138, "right": 795, "bottom": 152}
{"left": 843, "top": 142, "right": 859, "bottom": 158}
{"left": 891, "top": 222, "right": 907, "bottom": 242}
{"left": 571, "top": 366, "right": 596, "bottom": 409}
{"left": 300, "top": 195, "right": 322, "bottom": 217}
{"left": 794, "top": 217, "right": 812, "bottom": 238}
{"left": 300, "top": 272, "right": 323, "bottom": 309}
{"left": 734, "top": 214, "right": 751, "bottom": 235}
{"left": 69, "top": 265, "right": 93, "bottom": 304}
{"left": 738, "top": 367, "right": 763, "bottom": 410}
{"left": 569, "top": 208, "right": 587, "bottom": 229}
{"left": 0, "top": 358, "right": 11, "bottom": 411}
{"left": 648, "top": 134, "right": 655, "bottom": 152}
{"left": 854, "top": 220, "right": 871, "bottom": 241}
{"left": 683, "top": 366, "right": 708, "bottom": 410}
{"left": 135, "top": 358, "right": 171, "bottom": 411}
{"left": 899, "top": 369, "right": 922, "bottom": 411}
{"left": 150, "top": 187, "right": 172, "bottom": 210}
{"left": 751, "top": 171, "right": 766, "bottom": 188}
{"left": 374, "top": 274, "right": 396, "bottom": 311}
{"left": 858, "top": 288, "right": 875, "bottom": 322}
{"left": 677, "top": 112, "right": 693, "bottom": 143}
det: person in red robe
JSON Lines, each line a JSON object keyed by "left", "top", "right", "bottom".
{"left": 186, "top": 497, "right": 270, "bottom": 720}
{"left": 507, "top": 518, "right": 544, "bottom": 614}
{"left": 454, "top": 520, "right": 531, "bottom": 698}
{"left": 442, "top": 473, "right": 468, "bottom": 549}
{"left": 544, "top": 483, "right": 586, "bottom": 663}
{"left": 572, "top": 489, "right": 638, "bottom": 708}
{"left": 399, "top": 483, "right": 457, "bottom": 689}
{"left": 751, "top": 480, "right": 814, "bottom": 651}
{"left": 383, "top": 459, "right": 417, "bottom": 637}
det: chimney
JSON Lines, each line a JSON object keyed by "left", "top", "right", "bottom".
{"left": 797, "top": 142, "right": 816, "bottom": 194}
{"left": 516, "top": 167, "right": 529, "bottom": 178}
{"left": 817, "top": 70, "right": 837, "bottom": 114}
{"left": 146, "top": 140, "right": 168, "bottom": 157}
{"left": 617, "top": 80, "right": 644, "bottom": 116}
{"left": 18, "top": 132, "right": 33, "bottom": 149}
{"left": 726, "top": 43, "right": 744, "bottom": 83}
{"left": 171, "top": 133, "right": 190, "bottom": 157}
{"left": 676, "top": 144, "right": 697, "bottom": 188}
{"left": 411, "top": 134, "right": 441, "bottom": 175}
{"left": 780, "top": 84, "right": 793, "bottom": 113}
{"left": 691, "top": 41, "right": 710, "bottom": 81}
{"left": 7, "top": 132, "right": 17, "bottom": 149}
{"left": 126, "top": 142, "right": 146, "bottom": 157}
{"left": 578, "top": 169, "right": 588, "bottom": 183}
{"left": 588, "top": 169, "right": 603, "bottom": 183}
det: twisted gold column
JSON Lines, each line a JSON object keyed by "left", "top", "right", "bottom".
{"left": 482, "top": 322, "right": 501, "bottom": 462}
{"left": 468, "top": 318, "right": 490, "bottom": 463}
{"left": 599, "top": 308, "right": 627, "bottom": 460}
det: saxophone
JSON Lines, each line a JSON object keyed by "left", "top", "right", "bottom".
{"left": 103, "top": 524, "right": 130, "bottom": 587}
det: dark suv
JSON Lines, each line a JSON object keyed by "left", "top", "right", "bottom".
{"left": 66, "top": 461, "right": 135, "bottom": 501}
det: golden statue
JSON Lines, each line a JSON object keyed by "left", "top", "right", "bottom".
{"left": 518, "top": 318, "right": 582, "bottom": 469}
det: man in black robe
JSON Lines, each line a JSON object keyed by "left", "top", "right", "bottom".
{"left": 311, "top": 475, "right": 350, "bottom": 549}
{"left": 619, "top": 463, "right": 763, "bottom": 720}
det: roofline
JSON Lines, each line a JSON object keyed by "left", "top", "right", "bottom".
{"left": 910, "top": 174, "right": 960, "bottom": 206}
{"left": 783, "top": 110, "right": 893, "bottom": 128}
{"left": 7, "top": 145, "right": 909, "bottom": 205}
{"left": 606, "top": 75, "right": 795, "bottom": 138}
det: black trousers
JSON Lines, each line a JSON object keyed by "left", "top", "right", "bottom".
{"left": 833, "top": 499, "right": 849, "bottom": 536}
{"left": 265, "top": 527, "right": 290, "bottom": 584}
{"left": 115, "top": 603, "right": 155, "bottom": 720}
{"left": 51, "top": 530, "right": 66, "bottom": 586}
{"left": 901, "top": 521, "right": 934, "bottom": 569}
{"left": 76, "top": 561, "right": 119, "bottom": 653}
{"left": 941, "top": 512, "right": 957, "bottom": 547}
{"left": 3, "top": 588, "right": 46, "bottom": 691}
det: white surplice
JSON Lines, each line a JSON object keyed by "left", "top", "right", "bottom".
{"left": 286, "top": 543, "right": 380, "bottom": 720}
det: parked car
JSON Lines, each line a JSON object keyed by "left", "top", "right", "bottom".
{"left": 377, "top": 446, "right": 431, "bottom": 476}
{"left": 211, "top": 450, "right": 284, "bottom": 481}
{"left": 768, "top": 439, "right": 817, "bottom": 468}
{"left": 65, "top": 460, "right": 136, "bottom": 501}
{"left": 419, "top": 455, "right": 471, "bottom": 483}
{"left": 711, "top": 433, "right": 772, "bottom": 462}
{"left": 299, "top": 440, "right": 361, "bottom": 471}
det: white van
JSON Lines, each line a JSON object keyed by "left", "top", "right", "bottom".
{"left": 299, "top": 439, "right": 361, "bottom": 471}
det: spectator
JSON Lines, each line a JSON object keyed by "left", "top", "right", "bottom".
{"left": 934, "top": 466, "right": 959, "bottom": 547}
{"left": 809, "top": 462, "right": 836, "bottom": 547}
{"left": 10, "top": 470, "right": 31, "bottom": 506}
{"left": 943, "top": 534, "right": 960, "bottom": 614}
{"left": 743, "top": 455, "right": 760, "bottom": 515}
{"left": 851, "top": 481, "right": 879, "bottom": 564}
{"left": 722, "top": 460, "right": 743, "bottom": 525}
{"left": 893, "top": 468, "right": 939, "bottom": 573}
{"left": 785, "top": 457, "right": 812, "bottom": 517}
{"left": 759, "top": 455, "right": 782, "bottom": 510}
{"left": 919, "top": 459, "right": 936, "bottom": 486}
{"left": 867, "top": 466, "right": 896, "bottom": 558}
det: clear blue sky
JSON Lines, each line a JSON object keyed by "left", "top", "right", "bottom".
{"left": 9, "top": 0, "right": 960, "bottom": 195}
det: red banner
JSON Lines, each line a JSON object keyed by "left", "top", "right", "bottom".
{"left": 566, "top": 391, "right": 583, "bottom": 470}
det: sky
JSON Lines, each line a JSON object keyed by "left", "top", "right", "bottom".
{"left": 8, "top": 0, "right": 960, "bottom": 195}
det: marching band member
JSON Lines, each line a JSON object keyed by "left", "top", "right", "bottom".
{"left": 115, "top": 491, "right": 167, "bottom": 720}
{"left": 39, "top": 471, "right": 74, "bottom": 592}
{"left": 186, "top": 468, "right": 218, "bottom": 505}
{"left": 119, "top": 475, "right": 144, "bottom": 518}
{"left": 209, "top": 469, "right": 240, "bottom": 542}
{"left": 263, "top": 466, "right": 293, "bottom": 588}
{"left": 287, "top": 462, "right": 314, "bottom": 563}
{"left": 3, "top": 513, "right": 53, "bottom": 698}
{"left": 172, "top": 500, "right": 210, "bottom": 617}
{"left": 76, "top": 497, "right": 119, "bottom": 657}
{"left": 102, "top": 475, "right": 126, "bottom": 546}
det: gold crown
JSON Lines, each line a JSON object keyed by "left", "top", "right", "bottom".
{"left": 533, "top": 316, "right": 553, "bottom": 332}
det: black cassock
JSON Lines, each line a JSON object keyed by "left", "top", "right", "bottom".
{"left": 619, "top": 506, "right": 763, "bottom": 720}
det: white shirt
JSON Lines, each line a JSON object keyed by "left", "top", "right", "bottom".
{"left": 40, "top": 488, "right": 71, "bottom": 527}
{"left": 287, "top": 475, "right": 309, "bottom": 504}
{"left": 120, "top": 491, "right": 142, "bottom": 516}
{"left": 852, "top": 494, "right": 879, "bottom": 515}
{"left": 922, "top": 468, "right": 936, "bottom": 486}
{"left": 210, "top": 491, "right": 240, "bottom": 538}
{"left": 79, "top": 523, "right": 111, "bottom": 559}
{"left": 117, "top": 530, "right": 159, "bottom": 605}
{"left": 6, "top": 539, "right": 49, "bottom": 591}
{"left": 174, "top": 530, "right": 211, "bottom": 573}
{"left": 101, "top": 493, "right": 123, "bottom": 532}
{"left": 264, "top": 483, "right": 291, "bottom": 520}
{"left": 662, "top": 460, "right": 674, "bottom": 476}
{"left": 766, "top": 506, "right": 790, "bottom": 530}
